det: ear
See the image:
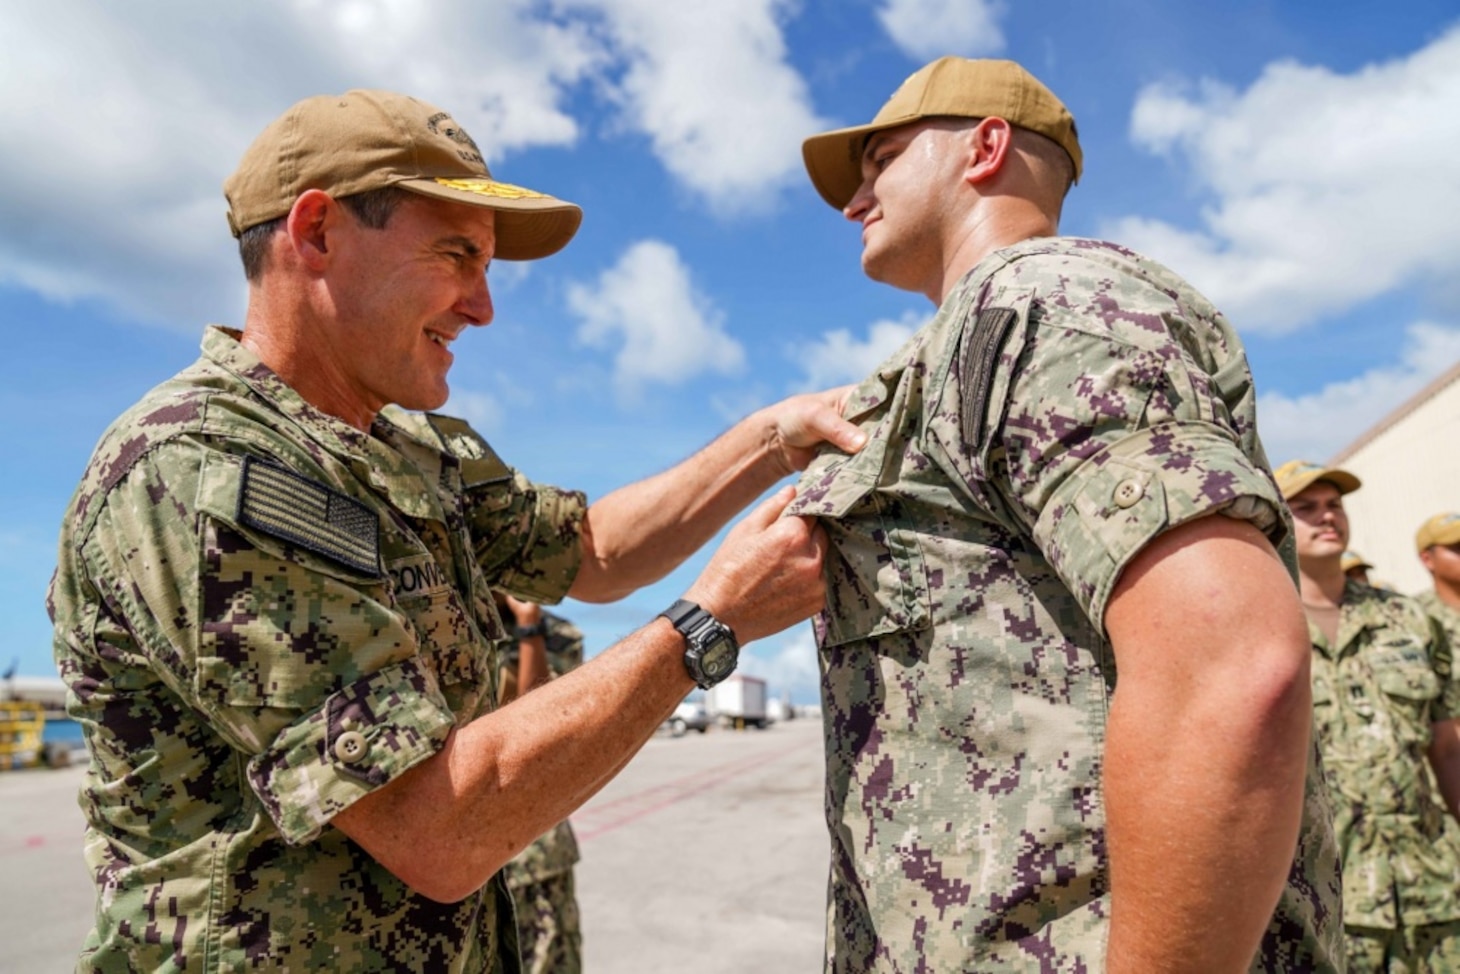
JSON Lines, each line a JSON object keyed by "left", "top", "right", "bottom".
{"left": 1420, "top": 548, "right": 1435, "bottom": 572}
{"left": 284, "top": 189, "right": 339, "bottom": 271}
{"left": 963, "top": 116, "right": 1014, "bottom": 187}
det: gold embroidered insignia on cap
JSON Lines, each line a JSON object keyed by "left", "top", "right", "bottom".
{"left": 433, "top": 177, "right": 549, "bottom": 200}
{"left": 237, "top": 457, "right": 381, "bottom": 576}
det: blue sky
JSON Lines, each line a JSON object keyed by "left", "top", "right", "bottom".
{"left": 5, "top": 0, "right": 1460, "bottom": 703}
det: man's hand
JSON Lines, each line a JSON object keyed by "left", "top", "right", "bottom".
{"left": 502, "top": 594, "right": 542, "bottom": 628}
{"left": 685, "top": 485, "right": 828, "bottom": 643}
{"left": 569, "top": 386, "right": 859, "bottom": 604}
{"left": 757, "top": 385, "right": 866, "bottom": 475}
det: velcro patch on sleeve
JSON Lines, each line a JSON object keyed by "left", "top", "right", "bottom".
{"left": 237, "top": 457, "right": 382, "bottom": 576}
{"left": 959, "top": 306, "right": 1019, "bottom": 455}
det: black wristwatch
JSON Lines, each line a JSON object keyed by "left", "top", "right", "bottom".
{"left": 659, "top": 599, "right": 740, "bottom": 690}
{"left": 514, "top": 620, "right": 547, "bottom": 639}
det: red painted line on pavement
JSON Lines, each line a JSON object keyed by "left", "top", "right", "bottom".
{"left": 574, "top": 745, "right": 802, "bottom": 842}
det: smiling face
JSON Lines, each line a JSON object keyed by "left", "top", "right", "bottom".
{"left": 1288, "top": 480, "right": 1351, "bottom": 568}
{"left": 324, "top": 194, "right": 496, "bottom": 420}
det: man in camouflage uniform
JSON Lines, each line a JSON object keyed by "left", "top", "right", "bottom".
{"left": 48, "top": 89, "right": 861, "bottom": 972}
{"left": 1279, "top": 461, "right": 1460, "bottom": 972}
{"left": 792, "top": 57, "right": 1343, "bottom": 971}
{"left": 496, "top": 594, "right": 585, "bottom": 974}
{"left": 1416, "top": 513, "right": 1460, "bottom": 651}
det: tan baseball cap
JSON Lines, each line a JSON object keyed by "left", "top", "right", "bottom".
{"left": 1273, "top": 459, "right": 1362, "bottom": 501}
{"left": 224, "top": 89, "right": 582, "bottom": 261}
{"left": 1340, "top": 550, "right": 1373, "bottom": 574}
{"left": 801, "top": 57, "right": 1082, "bottom": 211}
{"left": 1416, "top": 512, "right": 1460, "bottom": 552}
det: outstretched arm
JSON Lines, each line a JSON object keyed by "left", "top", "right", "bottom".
{"left": 568, "top": 387, "right": 863, "bottom": 602}
{"left": 1102, "top": 514, "right": 1312, "bottom": 973}
{"left": 333, "top": 487, "right": 828, "bottom": 902}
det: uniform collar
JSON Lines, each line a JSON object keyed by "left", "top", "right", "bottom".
{"left": 201, "top": 326, "right": 444, "bottom": 521}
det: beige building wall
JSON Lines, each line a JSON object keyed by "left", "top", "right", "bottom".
{"left": 1330, "top": 362, "right": 1460, "bottom": 596}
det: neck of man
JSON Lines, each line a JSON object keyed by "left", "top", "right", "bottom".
{"left": 241, "top": 291, "right": 378, "bottom": 434}
{"left": 936, "top": 203, "right": 1058, "bottom": 304}
{"left": 1434, "top": 575, "right": 1460, "bottom": 611}
{"left": 1297, "top": 557, "right": 1347, "bottom": 608}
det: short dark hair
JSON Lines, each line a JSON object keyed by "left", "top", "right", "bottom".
{"left": 237, "top": 185, "right": 415, "bottom": 282}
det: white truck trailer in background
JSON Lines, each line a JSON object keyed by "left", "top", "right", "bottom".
{"left": 706, "top": 673, "right": 769, "bottom": 729}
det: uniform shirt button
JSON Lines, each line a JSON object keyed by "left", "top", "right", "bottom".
{"left": 334, "top": 731, "right": 368, "bottom": 764}
{"left": 1113, "top": 479, "right": 1145, "bottom": 508}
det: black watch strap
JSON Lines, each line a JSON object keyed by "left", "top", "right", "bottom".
{"left": 514, "top": 620, "right": 547, "bottom": 639}
{"left": 658, "top": 598, "right": 703, "bottom": 634}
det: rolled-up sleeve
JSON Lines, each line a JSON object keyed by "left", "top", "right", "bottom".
{"left": 465, "top": 469, "right": 586, "bottom": 604}
{"left": 992, "top": 311, "right": 1287, "bottom": 632}
{"left": 248, "top": 657, "right": 456, "bottom": 845}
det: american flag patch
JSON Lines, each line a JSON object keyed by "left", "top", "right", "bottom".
{"left": 237, "top": 457, "right": 381, "bottom": 576}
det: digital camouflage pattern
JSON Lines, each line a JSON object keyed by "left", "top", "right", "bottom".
{"left": 787, "top": 237, "right": 1344, "bottom": 972}
{"left": 1308, "top": 581, "right": 1460, "bottom": 936}
{"left": 49, "top": 327, "right": 586, "bottom": 973}
{"left": 1344, "top": 917, "right": 1460, "bottom": 974}
{"left": 498, "top": 610, "right": 584, "bottom": 974}
{"left": 1415, "top": 590, "right": 1460, "bottom": 655}
{"left": 507, "top": 872, "right": 582, "bottom": 974}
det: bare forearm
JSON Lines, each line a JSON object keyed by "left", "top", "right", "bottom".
{"left": 568, "top": 387, "right": 863, "bottom": 603}
{"left": 335, "top": 620, "right": 690, "bottom": 901}
{"left": 335, "top": 487, "right": 829, "bottom": 903}
{"left": 570, "top": 415, "right": 784, "bottom": 602}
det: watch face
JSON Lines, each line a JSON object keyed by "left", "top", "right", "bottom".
{"left": 700, "top": 636, "right": 737, "bottom": 679}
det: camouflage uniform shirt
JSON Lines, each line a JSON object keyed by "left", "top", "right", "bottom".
{"left": 788, "top": 237, "right": 1343, "bottom": 972}
{"left": 1415, "top": 590, "right": 1460, "bottom": 653}
{"left": 1309, "top": 581, "right": 1460, "bottom": 929}
{"left": 49, "top": 327, "right": 586, "bottom": 973}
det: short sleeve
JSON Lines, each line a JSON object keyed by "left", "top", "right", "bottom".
{"left": 84, "top": 442, "right": 457, "bottom": 845}
{"left": 991, "top": 304, "right": 1287, "bottom": 633}
{"left": 402, "top": 409, "right": 587, "bottom": 604}
{"left": 465, "top": 470, "right": 586, "bottom": 604}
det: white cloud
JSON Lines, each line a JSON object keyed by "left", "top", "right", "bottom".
{"left": 0, "top": 1, "right": 601, "bottom": 329}
{"left": 737, "top": 624, "right": 821, "bottom": 705}
{"left": 557, "top": 0, "right": 831, "bottom": 214}
{"left": 567, "top": 239, "right": 745, "bottom": 396}
{"left": 1257, "top": 321, "right": 1460, "bottom": 465}
{"left": 442, "top": 389, "right": 506, "bottom": 435}
{"left": 789, "top": 310, "right": 928, "bottom": 390}
{"left": 1110, "top": 25, "right": 1460, "bottom": 334}
{"left": 876, "top": 0, "right": 1006, "bottom": 60}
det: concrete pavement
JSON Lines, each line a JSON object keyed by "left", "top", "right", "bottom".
{"left": 0, "top": 716, "right": 830, "bottom": 971}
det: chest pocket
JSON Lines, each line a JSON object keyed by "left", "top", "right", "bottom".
{"left": 384, "top": 544, "right": 501, "bottom": 719}
{"left": 786, "top": 364, "right": 930, "bottom": 649}
{"left": 1370, "top": 638, "right": 1440, "bottom": 742}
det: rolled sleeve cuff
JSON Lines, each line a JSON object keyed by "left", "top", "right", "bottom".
{"left": 499, "top": 485, "right": 587, "bottom": 605}
{"left": 246, "top": 658, "right": 456, "bottom": 846}
{"left": 1034, "top": 421, "right": 1287, "bottom": 634}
